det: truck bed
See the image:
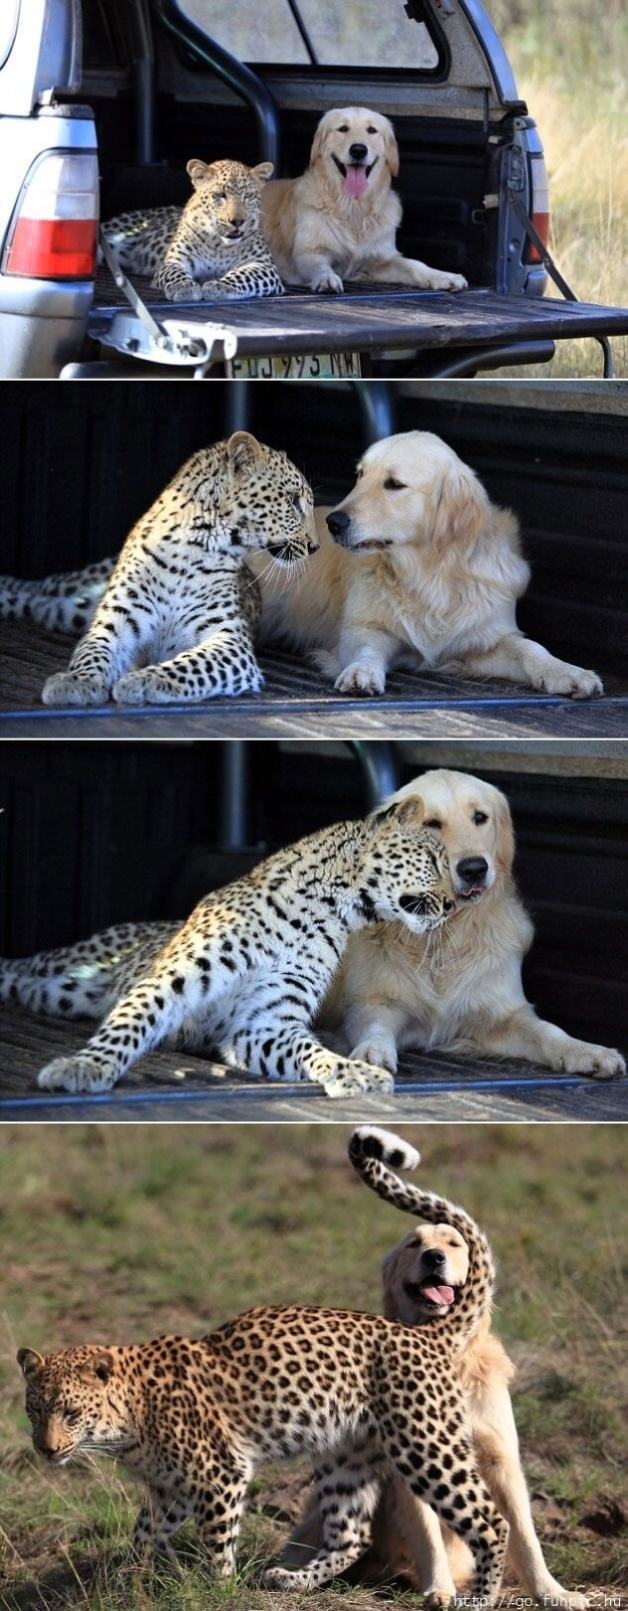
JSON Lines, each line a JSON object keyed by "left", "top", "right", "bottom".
{"left": 87, "top": 272, "right": 628, "bottom": 368}
{"left": 2, "top": 618, "right": 626, "bottom": 739}
{"left": 1, "top": 1002, "right": 625, "bottom": 1122}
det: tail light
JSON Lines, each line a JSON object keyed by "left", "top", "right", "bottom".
{"left": 526, "top": 153, "right": 550, "bottom": 264}
{"left": 4, "top": 152, "right": 99, "bottom": 280}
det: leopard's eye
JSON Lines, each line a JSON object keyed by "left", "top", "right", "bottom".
{"left": 213, "top": 191, "right": 226, "bottom": 203}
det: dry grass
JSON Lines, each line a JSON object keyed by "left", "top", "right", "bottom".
{"left": 0, "top": 1123, "right": 627, "bottom": 1611}
{"left": 493, "top": 1, "right": 628, "bottom": 377}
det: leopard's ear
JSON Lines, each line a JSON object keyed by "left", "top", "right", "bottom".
{"left": 186, "top": 158, "right": 211, "bottom": 189}
{"left": 372, "top": 795, "right": 424, "bottom": 829}
{"left": 91, "top": 1350, "right": 115, "bottom": 1384}
{"left": 251, "top": 161, "right": 274, "bottom": 183}
{"left": 17, "top": 1348, "right": 45, "bottom": 1378}
{"left": 227, "top": 431, "right": 265, "bottom": 476}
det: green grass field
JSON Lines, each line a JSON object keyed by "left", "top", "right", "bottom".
{"left": 494, "top": 0, "right": 628, "bottom": 377}
{"left": 1, "top": 1123, "right": 626, "bottom": 1611}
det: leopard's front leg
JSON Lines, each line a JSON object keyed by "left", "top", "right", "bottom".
{"left": 132, "top": 1489, "right": 190, "bottom": 1572}
{"left": 198, "top": 260, "right": 284, "bottom": 300}
{"left": 230, "top": 1019, "right": 395, "bottom": 1100}
{"left": 113, "top": 621, "right": 263, "bottom": 704}
{"left": 42, "top": 583, "right": 159, "bottom": 707}
{"left": 36, "top": 902, "right": 269, "bottom": 1093}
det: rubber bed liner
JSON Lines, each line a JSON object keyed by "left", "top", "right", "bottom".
{"left": 87, "top": 273, "right": 628, "bottom": 359}
{"left": 1, "top": 619, "right": 626, "bottom": 740}
{"left": 1, "top": 1003, "right": 625, "bottom": 1123}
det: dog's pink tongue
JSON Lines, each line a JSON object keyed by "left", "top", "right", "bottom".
{"left": 344, "top": 165, "right": 369, "bottom": 200}
{"left": 423, "top": 1285, "right": 455, "bottom": 1306}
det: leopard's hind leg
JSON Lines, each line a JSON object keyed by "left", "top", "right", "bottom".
{"left": 0, "top": 560, "right": 114, "bottom": 634}
{"left": 1, "top": 922, "right": 178, "bottom": 1021}
{"left": 262, "top": 1446, "right": 383, "bottom": 1590}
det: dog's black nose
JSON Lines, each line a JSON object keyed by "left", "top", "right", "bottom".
{"left": 349, "top": 143, "right": 368, "bottom": 162}
{"left": 456, "top": 856, "right": 488, "bottom": 885}
{"left": 423, "top": 1249, "right": 446, "bottom": 1270}
{"left": 326, "top": 509, "right": 350, "bottom": 537}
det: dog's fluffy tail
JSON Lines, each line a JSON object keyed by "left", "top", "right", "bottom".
{"left": 348, "top": 1125, "right": 495, "bottom": 1338}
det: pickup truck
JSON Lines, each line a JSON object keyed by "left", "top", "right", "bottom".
{"left": 0, "top": 737, "right": 625, "bottom": 1120}
{"left": 1, "top": 0, "right": 628, "bottom": 378}
{"left": 0, "top": 377, "right": 626, "bottom": 739}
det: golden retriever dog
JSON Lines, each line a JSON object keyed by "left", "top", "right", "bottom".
{"left": 254, "top": 431, "right": 603, "bottom": 698}
{"left": 324, "top": 769, "right": 625, "bottom": 1080}
{"left": 285, "top": 1216, "right": 588, "bottom": 1609}
{"left": 261, "top": 107, "right": 467, "bottom": 294}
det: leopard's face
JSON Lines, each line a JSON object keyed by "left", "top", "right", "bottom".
{"left": 186, "top": 158, "right": 273, "bottom": 246}
{"left": 222, "top": 432, "right": 317, "bottom": 569}
{"left": 18, "top": 1346, "right": 134, "bottom": 1466}
{"left": 364, "top": 804, "right": 456, "bottom": 934}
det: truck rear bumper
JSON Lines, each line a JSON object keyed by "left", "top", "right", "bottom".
{"left": 0, "top": 276, "right": 92, "bottom": 377}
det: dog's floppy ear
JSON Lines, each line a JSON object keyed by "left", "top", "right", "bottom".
{"left": 493, "top": 789, "right": 515, "bottom": 876}
{"left": 251, "top": 161, "right": 274, "bottom": 183}
{"left": 430, "top": 459, "right": 490, "bottom": 556}
{"left": 310, "top": 112, "right": 332, "bottom": 168}
{"left": 382, "top": 117, "right": 400, "bottom": 177}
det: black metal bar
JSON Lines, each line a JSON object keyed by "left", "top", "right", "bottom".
{"left": 128, "top": 0, "right": 156, "bottom": 164}
{"left": 224, "top": 382, "right": 251, "bottom": 434}
{"left": 352, "top": 380, "right": 396, "bottom": 442}
{"left": 350, "top": 742, "right": 402, "bottom": 808}
{"left": 284, "top": 0, "right": 318, "bottom": 64}
{"left": 152, "top": 0, "right": 281, "bottom": 170}
{"left": 429, "top": 339, "right": 555, "bottom": 377}
{"left": 219, "top": 743, "right": 251, "bottom": 849}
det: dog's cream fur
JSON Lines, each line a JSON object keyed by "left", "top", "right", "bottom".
{"left": 324, "top": 769, "right": 625, "bottom": 1080}
{"left": 261, "top": 107, "right": 466, "bottom": 294}
{"left": 254, "top": 431, "right": 603, "bottom": 698}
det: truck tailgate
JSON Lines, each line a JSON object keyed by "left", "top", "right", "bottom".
{"left": 86, "top": 274, "right": 628, "bottom": 362}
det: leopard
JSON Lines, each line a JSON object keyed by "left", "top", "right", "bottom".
{"left": 1, "top": 802, "right": 456, "bottom": 1098}
{"left": 0, "top": 431, "right": 317, "bottom": 708}
{"left": 18, "top": 1163, "right": 508, "bottom": 1603}
{"left": 101, "top": 158, "right": 284, "bottom": 302}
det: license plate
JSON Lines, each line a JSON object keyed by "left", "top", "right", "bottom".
{"left": 225, "top": 351, "right": 362, "bottom": 379}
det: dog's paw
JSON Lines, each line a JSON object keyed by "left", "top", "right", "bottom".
{"left": 37, "top": 1055, "right": 116, "bottom": 1094}
{"left": 534, "top": 663, "right": 603, "bottom": 699}
{"left": 426, "top": 270, "right": 468, "bottom": 292}
{"left": 42, "top": 672, "right": 110, "bottom": 707}
{"left": 312, "top": 268, "right": 344, "bottom": 294}
{"left": 335, "top": 663, "right": 385, "bottom": 696}
{"left": 553, "top": 1042, "right": 625, "bottom": 1080}
{"left": 423, "top": 1586, "right": 457, "bottom": 1611}
{"left": 351, "top": 1037, "right": 398, "bottom": 1074}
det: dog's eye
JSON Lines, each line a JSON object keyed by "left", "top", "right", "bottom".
{"left": 337, "top": 125, "right": 349, "bottom": 133}
{"left": 366, "top": 125, "right": 377, "bottom": 134}
{"left": 424, "top": 817, "right": 442, "bottom": 830}
{"left": 472, "top": 811, "right": 488, "bottom": 825}
{"left": 383, "top": 477, "right": 406, "bottom": 491}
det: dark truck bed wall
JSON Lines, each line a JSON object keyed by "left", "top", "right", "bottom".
{"left": 0, "top": 743, "right": 625, "bottom": 1050}
{"left": 2, "top": 382, "right": 626, "bottom": 678}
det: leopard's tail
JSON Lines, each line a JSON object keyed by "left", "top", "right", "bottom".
{"left": 0, "top": 560, "right": 115, "bottom": 634}
{"left": 348, "top": 1126, "right": 495, "bottom": 1340}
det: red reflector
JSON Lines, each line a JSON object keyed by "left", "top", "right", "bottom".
{"left": 6, "top": 217, "right": 98, "bottom": 278}
{"left": 526, "top": 212, "right": 550, "bottom": 264}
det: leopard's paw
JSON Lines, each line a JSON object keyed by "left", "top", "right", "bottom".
{"left": 37, "top": 1055, "right": 116, "bottom": 1094}
{"left": 42, "top": 672, "right": 110, "bottom": 708}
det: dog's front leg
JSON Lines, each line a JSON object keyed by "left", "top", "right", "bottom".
{"left": 361, "top": 254, "right": 467, "bottom": 292}
{"left": 344, "top": 1000, "right": 411, "bottom": 1073}
{"left": 462, "top": 632, "right": 603, "bottom": 698}
{"left": 476, "top": 1393, "right": 588, "bottom": 1609}
{"left": 292, "top": 229, "right": 345, "bottom": 293}
{"left": 334, "top": 625, "right": 399, "bottom": 695}
{"left": 478, "top": 1005, "right": 625, "bottom": 1080}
